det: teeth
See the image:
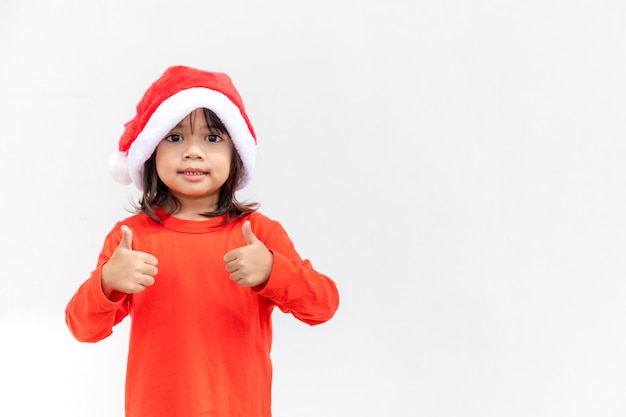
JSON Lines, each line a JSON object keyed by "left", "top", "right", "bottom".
{"left": 183, "top": 171, "right": 205, "bottom": 176}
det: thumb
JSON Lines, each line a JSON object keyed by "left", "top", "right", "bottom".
{"left": 242, "top": 220, "right": 258, "bottom": 245}
{"left": 118, "top": 225, "right": 133, "bottom": 250}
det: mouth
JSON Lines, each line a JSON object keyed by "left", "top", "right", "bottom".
{"left": 180, "top": 170, "right": 207, "bottom": 176}
{"left": 179, "top": 168, "right": 208, "bottom": 180}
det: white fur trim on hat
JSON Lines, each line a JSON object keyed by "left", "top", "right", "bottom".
{"left": 109, "top": 151, "right": 132, "bottom": 185}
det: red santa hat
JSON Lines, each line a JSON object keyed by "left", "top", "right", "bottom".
{"left": 109, "top": 65, "right": 257, "bottom": 190}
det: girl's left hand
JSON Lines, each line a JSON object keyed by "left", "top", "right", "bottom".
{"left": 224, "top": 220, "right": 273, "bottom": 287}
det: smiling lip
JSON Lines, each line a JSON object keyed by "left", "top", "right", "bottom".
{"left": 179, "top": 168, "right": 208, "bottom": 181}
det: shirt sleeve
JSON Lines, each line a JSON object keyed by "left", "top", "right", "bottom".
{"left": 65, "top": 224, "right": 130, "bottom": 343}
{"left": 252, "top": 215, "right": 340, "bottom": 326}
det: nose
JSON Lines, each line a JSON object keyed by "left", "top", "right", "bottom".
{"left": 183, "top": 142, "right": 204, "bottom": 160}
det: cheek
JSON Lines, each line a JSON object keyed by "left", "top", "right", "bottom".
{"left": 154, "top": 154, "right": 165, "bottom": 175}
{"left": 154, "top": 150, "right": 173, "bottom": 180}
{"left": 213, "top": 147, "right": 233, "bottom": 168}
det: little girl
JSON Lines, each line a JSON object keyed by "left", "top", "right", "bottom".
{"left": 65, "top": 66, "right": 340, "bottom": 417}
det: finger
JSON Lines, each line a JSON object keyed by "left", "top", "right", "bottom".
{"left": 138, "top": 252, "right": 159, "bottom": 266}
{"left": 223, "top": 249, "right": 238, "bottom": 263}
{"left": 228, "top": 270, "right": 243, "bottom": 283}
{"left": 242, "top": 221, "right": 258, "bottom": 246}
{"left": 119, "top": 225, "right": 133, "bottom": 250}
{"left": 224, "top": 261, "right": 239, "bottom": 273}
{"left": 140, "top": 264, "right": 159, "bottom": 277}
{"left": 127, "top": 283, "right": 149, "bottom": 294}
{"left": 141, "top": 274, "right": 156, "bottom": 287}
{"left": 125, "top": 273, "right": 156, "bottom": 294}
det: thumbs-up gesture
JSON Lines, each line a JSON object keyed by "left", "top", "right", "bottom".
{"left": 224, "top": 220, "right": 273, "bottom": 287}
{"left": 101, "top": 225, "right": 159, "bottom": 300}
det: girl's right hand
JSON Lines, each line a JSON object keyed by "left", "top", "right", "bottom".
{"left": 101, "top": 225, "right": 159, "bottom": 300}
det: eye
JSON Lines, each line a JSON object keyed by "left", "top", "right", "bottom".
{"left": 165, "top": 134, "right": 183, "bottom": 143}
{"left": 205, "top": 134, "right": 223, "bottom": 143}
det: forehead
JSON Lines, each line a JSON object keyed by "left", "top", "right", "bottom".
{"left": 176, "top": 108, "right": 207, "bottom": 126}
{"left": 173, "top": 108, "right": 228, "bottom": 133}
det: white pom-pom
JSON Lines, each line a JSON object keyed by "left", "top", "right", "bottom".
{"left": 108, "top": 152, "right": 132, "bottom": 185}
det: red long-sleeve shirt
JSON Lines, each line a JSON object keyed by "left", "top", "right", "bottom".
{"left": 65, "top": 211, "right": 339, "bottom": 417}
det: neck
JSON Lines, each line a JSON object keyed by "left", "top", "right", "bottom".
{"left": 163, "top": 196, "right": 220, "bottom": 221}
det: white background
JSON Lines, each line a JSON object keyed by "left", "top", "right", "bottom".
{"left": 1, "top": 0, "right": 626, "bottom": 416}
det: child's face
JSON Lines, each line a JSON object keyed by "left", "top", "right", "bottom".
{"left": 155, "top": 108, "right": 233, "bottom": 209}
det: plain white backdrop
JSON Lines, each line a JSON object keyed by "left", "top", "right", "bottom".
{"left": 2, "top": 0, "right": 626, "bottom": 415}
